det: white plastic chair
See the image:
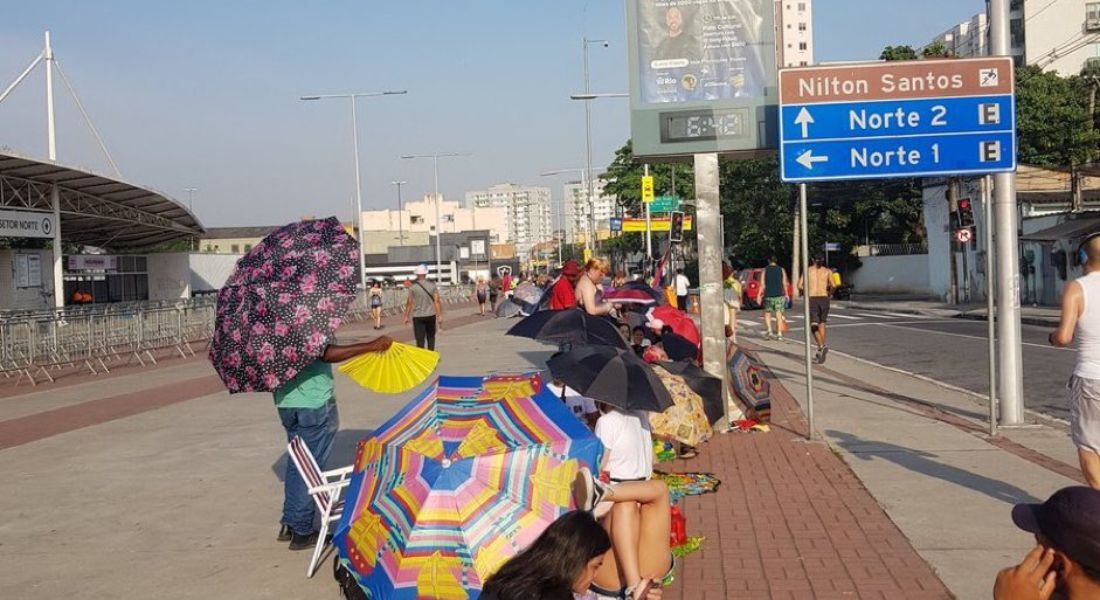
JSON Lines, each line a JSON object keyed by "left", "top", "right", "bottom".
{"left": 286, "top": 435, "right": 353, "bottom": 577}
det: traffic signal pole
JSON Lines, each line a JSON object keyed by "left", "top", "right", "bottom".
{"left": 990, "top": 0, "right": 1026, "bottom": 425}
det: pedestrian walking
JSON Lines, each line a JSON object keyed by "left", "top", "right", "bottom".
{"left": 369, "top": 280, "right": 384, "bottom": 330}
{"left": 489, "top": 273, "right": 501, "bottom": 311}
{"left": 674, "top": 268, "right": 690, "bottom": 312}
{"left": 474, "top": 277, "right": 489, "bottom": 316}
{"left": 403, "top": 264, "right": 443, "bottom": 350}
{"left": 1050, "top": 233, "right": 1100, "bottom": 488}
{"left": 760, "top": 257, "right": 790, "bottom": 341}
{"left": 274, "top": 337, "right": 392, "bottom": 549}
{"left": 799, "top": 256, "right": 834, "bottom": 363}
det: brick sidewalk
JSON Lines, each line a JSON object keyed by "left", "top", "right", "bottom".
{"left": 662, "top": 349, "right": 952, "bottom": 600}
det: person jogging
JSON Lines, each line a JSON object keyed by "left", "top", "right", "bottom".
{"left": 799, "top": 256, "right": 834, "bottom": 363}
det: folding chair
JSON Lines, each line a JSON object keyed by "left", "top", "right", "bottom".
{"left": 286, "top": 435, "right": 354, "bottom": 577}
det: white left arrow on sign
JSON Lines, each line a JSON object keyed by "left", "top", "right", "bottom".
{"left": 794, "top": 107, "right": 815, "bottom": 139}
{"left": 796, "top": 150, "right": 828, "bottom": 170}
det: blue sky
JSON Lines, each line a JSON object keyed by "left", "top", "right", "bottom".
{"left": 0, "top": 0, "right": 983, "bottom": 227}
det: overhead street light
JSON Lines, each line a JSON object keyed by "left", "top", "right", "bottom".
{"left": 299, "top": 89, "right": 407, "bottom": 290}
{"left": 401, "top": 152, "right": 471, "bottom": 283}
{"left": 569, "top": 93, "right": 629, "bottom": 100}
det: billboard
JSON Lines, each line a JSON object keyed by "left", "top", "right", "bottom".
{"left": 628, "top": 0, "right": 777, "bottom": 159}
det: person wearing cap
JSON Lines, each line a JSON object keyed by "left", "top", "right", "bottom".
{"left": 550, "top": 260, "right": 581, "bottom": 311}
{"left": 403, "top": 264, "right": 443, "bottom": 350}
{"left": 995, "top": 486, "right": 1100, "bottom": 599}
{"left": 1050, "top": 232, "right": 1100, "bottom": 488}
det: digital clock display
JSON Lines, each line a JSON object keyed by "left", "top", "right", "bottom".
{"left": 660, "top": 109, "right": 749, "bottom": 143}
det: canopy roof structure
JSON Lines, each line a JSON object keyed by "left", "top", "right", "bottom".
{"left": 0, "top": 151, "right": 204, "bottom": 249}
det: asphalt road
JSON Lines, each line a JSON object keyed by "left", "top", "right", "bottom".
{"left": 738, "top": 303, "right": 1075, "bottom": 421}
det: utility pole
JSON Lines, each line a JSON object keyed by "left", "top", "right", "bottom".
{"left": 990, "top": 0, "right": 1026, "bottom": 425}
{"left": 791, "top": 204, "right": 801, "bottom": 299}
{"left": 392, "top": 180, "right": 407, "bottom": 245}
{"left": 947, "top": 179, "right": 960, "bottom": 305}
{"left": 694, "top": 153, "right": 729, "bottom": 429}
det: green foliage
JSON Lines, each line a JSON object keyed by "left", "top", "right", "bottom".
{"left": 1016, "top": 65, "right": 1100, "bottom": 168}
{"left": 880, "top": 45, "right": 919, "bottom": 61}
{"left": 921, "top": 40, "right": 952, "bottom": 59}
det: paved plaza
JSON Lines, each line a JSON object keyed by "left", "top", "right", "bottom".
{"left": 0, "top": 301, "right": 1085, "bottom": 599}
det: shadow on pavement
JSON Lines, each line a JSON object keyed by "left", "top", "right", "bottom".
{"left": 271, "top": 428, "right": 375, "bottom": 481}
{"left": 827, "top": 430, "right": 1042, "bottom": 505}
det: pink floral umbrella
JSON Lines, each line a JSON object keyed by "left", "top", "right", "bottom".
{"left": 208, "top": 217, "right": 360, "bottom": 393}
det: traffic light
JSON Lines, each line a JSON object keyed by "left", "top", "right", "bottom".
{"left": 957, "top": 198, "right": 975, "bottom": 228}
{"left": 669, "top": 211, "right": 685, "bottom": 243}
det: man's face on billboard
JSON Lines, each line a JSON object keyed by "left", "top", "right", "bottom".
{"left": 666, "top": 7, "right": 683, "bottom": 35}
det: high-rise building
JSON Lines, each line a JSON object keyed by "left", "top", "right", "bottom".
{"left": 465, "top": 184, "right": 553, "bottom": 257}
{"left": 934, "top": 2, "right": 1100, "bottom": 75}
{"left": 360, "top": 194, "right": 508, "bottom": 246}
{"left": 776, "top": 0, "right": 814, "bottom": 67}
{"left": 563, "top": 178, "right": 617, "bottom": 245}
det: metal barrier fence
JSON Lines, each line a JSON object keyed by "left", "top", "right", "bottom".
{"left": 1, "top": 286, "right": 473, "bottom": 386}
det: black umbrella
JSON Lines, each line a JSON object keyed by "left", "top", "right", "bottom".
{"left": 656, "top": 360, "right": 724, "bottom": 425}
{"left": 620, "top": 281, "right": 665, "bottom": 303}
{"left": 661, "top": 332, "right": 699, "bottom": 362}
{"left": 507, "top": 309, "right": 628, "bottom": 350}
{"left": 547, "top": 345, "right": 674, "bottom": 413}
{"left": 495, "top": 297, "right": 524, "bottom": 318}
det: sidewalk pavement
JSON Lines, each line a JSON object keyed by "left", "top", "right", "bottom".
{"left": 0, "top": 302, "right": 1082, "bottom": 599}
{"left": 843, "top": 295, "right": 1061, "bottom": 326}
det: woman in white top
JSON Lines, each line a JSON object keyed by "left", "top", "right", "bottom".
{"left": 576, "top": 259, "right": 615, "bottom": 317}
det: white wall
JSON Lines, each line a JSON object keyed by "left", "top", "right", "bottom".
{"left": 189, "top": 253, "right": 243, "bottom": 293}
{"left": 147, "top": 253, "right": 192, "bottom": 301}
{"left": 850, "top": 255, "right": 932, "bottom": 295}
{"left": 0, "top": 248, "right": 55, "bottom": 311}
{"left": 1024, "top": 0, "right": 1099, "bottom": 75}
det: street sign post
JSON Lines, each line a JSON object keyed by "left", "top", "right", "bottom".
{"left": 778, "top": 57, "right": 1016, "bottom": 183}
{"left": 610, "top": 217, "right": 623, "bottom": 233}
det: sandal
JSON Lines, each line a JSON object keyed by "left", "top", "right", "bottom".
{"left": 678, "top": 445, "right": 698, "bottom": 459}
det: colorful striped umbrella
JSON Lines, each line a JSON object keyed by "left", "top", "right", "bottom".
{"left": 334, "top": 374, "right": 604, "bottom": 600}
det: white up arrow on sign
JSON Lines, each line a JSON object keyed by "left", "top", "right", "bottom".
{"left": 794, "top": 107, "right": 815, "bottom": 139}
{"left": 796, "top": 150, "right": 828, "bottom": 170}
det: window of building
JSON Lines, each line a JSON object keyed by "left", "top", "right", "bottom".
{"left": 411, "top": 215, "right": 424, "bottom": 224}
{"left": 797, "top": 2, "right": 806, "bottom": 11}
{"left": 798, "top": 22, "right": 807, "bottom": 31}
{"left": 800, "top": 61, "right": 809, "bottom": 66}
{"left": 799, "top": 42, "right": 808, "bottom": 50}
{"left": 1088, "top": 2, "right": 1100, "bottom": 22}
{"left": 231, "top": 244, "right": 240, "bottom": 253}
{"left": 244, "top": 244, "right": 252, "bottom": 253}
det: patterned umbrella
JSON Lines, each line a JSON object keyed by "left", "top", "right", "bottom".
{"left": 208, "top": 217, "right": 360, "bottom": 393}
{"left": 649, "top": 365, "right": 714, "bottom": 447}
{"left": 728, "top": 346, "right": 772, "bottom": 421}
{"left": 334, "top": 374, "right": 603, "bottom": 600}
{"left": 602, "top": 287, "right": 658, "bottom": 306}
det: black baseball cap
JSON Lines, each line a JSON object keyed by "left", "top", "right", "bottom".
{"left": 1012, "top": 486, "right": 1100, "bottom": 571}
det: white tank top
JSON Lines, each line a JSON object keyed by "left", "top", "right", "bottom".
{"left": 1075, "top": 272, "right": 1100, "bottom": 379}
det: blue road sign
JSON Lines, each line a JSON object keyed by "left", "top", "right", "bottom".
{"left": 609, "top": 217, "right": 623, "bottom": 233}
{"left": 778, "top": 58, "right": 1017, "bottom": 183}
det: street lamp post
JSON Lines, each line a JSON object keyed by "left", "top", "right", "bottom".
{"left": 391, "top": 180, "right": 407, "bottom": 245}
{"left": 402, "top": 153, "right": 470, "bottom": 284}
{"left": 183, "top": 186, "right": 197, "bottom": 211}
{"left": 569, "top": 91, "right": 627, "bottom": 256}
{"left": 300, "top": 90, "right": 407, "bottom": 289}
{"left": 540, "top": 167, "right": 591, "bottom": 265}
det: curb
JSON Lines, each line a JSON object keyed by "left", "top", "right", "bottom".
{"left": 844, "top": 302, "right": 1059, "bottom": 327}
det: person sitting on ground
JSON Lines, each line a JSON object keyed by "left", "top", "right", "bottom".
{"left": 576, "top": 259, "right": 616, "bottom": 317}
{"left": 546, "top": 378, "right": 598, "bottom": 429}
{"left": 572, "top": 469, "right": 672, "bottom": 600}
{"left": 549, "top": 260, "right": 581, "bottom": 310}
{"left": 631, "top": 326, "right": 652, "bottom": 357}
{"left": 479, "top": 509, "right": 663, "bottom": 600}
{"left": 995, "top": 486, "right": 1100, "bottom": 599}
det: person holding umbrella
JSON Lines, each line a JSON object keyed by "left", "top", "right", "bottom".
{"left": 208, "top": 217, "right": 396, "bottom": 550}
{"left": 275, "top": 337, "right": 392, "bottom": 549}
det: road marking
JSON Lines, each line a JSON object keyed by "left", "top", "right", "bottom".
{"left": 829, "top": 313, "right": 863, "bottom": 321}
{"left": 878, "top": 311, "right": 935, "bottom": 319}
{"left": 878, "top": 323, "right": 1071, "bottom": 351}
{"left": 789, "top": 319, "right": 958, "bottom": 330}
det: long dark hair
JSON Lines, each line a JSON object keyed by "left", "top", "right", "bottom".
{"left": 480, "top": 510, "right": 611, "bottom": 600}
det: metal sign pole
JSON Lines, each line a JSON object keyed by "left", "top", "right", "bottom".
{"left": 800, "top": 183, "right": 815, "bottom": 440}
{"left": 989, "top": 0, "right": 1025, "bottom": 425}
{"left": 983, "top": 175, "right": 998, "bottom": 437}
{"left": 694, "top": 153, "right": 729, "bottom": 429}
{"left": 644, "top": 164, "right": 653, "bottom": 265}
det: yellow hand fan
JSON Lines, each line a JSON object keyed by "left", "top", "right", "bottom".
{"left": 338, "top": 342, "right": 440, "bottom": 394}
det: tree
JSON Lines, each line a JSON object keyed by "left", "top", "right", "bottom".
{"left": 1016, "top": 65, "right": 1100, "bottom": 168}
{"left": 921, "top": 40, "right": 953, "bottom": 59}
{"left": 880, "top": 45, "right": 919, "bottom": 61}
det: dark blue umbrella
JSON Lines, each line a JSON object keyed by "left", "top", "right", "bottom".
{"left": 506, "top": 309, "right": 628, "bottom": 350}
